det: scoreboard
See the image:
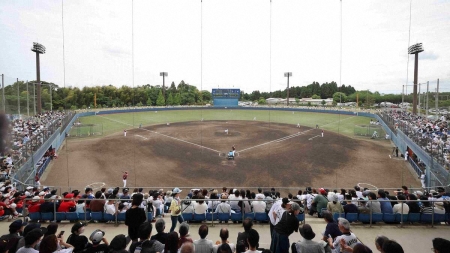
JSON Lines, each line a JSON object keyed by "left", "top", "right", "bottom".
{"left": 212, "top": 89, "right": 240, "bottom": 98}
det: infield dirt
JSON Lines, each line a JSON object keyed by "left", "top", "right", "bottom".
{"left": 43, "top": 121, "right": 420, "bottom": 192}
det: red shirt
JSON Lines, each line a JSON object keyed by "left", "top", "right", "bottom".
{"left": 123, "top": 174, "right": 128, "bottom": 180}
{"left": 28, "top": 203, "right": 41, "bottom": 213}
{"left": 58, "top": 201, "right": 76, "bottom": 212}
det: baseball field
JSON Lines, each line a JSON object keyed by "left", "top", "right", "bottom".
{"left": 42, "top": 109, "right": 420, "bottom": 192}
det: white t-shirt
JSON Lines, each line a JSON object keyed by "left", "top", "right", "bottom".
{"left": 244, "top": 250, "right": 261, "bottom": 253}
{"left": 193, "top": 202, "right": 208, "bottom": 214}
{"left": 332, "top": 233, "right": 358, "bottom": 253}
{"left": 251, "top": 200, "right": 266, "bottom": 213}
{"left": 393, "top": 203, "right": 409, "bottom": 214}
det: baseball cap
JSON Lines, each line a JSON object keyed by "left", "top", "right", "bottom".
{"left": 71, "top": 222, "right": 86, "bottom": 233}
{"left": 32, "top": 196, "right": 41, "bottom": 202}
{"left": 414, "top": 191, "right": 423, "bottom": 196}
{"left": 9, "top": 220, "right": 28, "bottom": 230}
{"left": 90, "top": 229, "right": 105, "bottom": 244}
{"left": 319, "top": 188, "right": 327, "bottom": 195}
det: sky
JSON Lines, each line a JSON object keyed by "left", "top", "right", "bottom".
{"left": 0, "top": 0, "right": 449, "bottom": 95}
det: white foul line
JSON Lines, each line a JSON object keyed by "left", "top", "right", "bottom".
{"left": 97, "top": 115, "right": 221, "bottom": 153}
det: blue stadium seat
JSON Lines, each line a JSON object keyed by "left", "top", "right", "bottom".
{"left": 408, "top": 213, "right": 420, "bottom": 223}
{"left": 28, "top": 212, "right": 41, "bottom": 221}
{"left": 434, "top": 214, "right": 446, "bottom": 223}
{"left": 333, "top": 212, "right": 344, "bottom": 222}
{"left": 217, "top": 213, "right": 230, "bottom": 222}
{"left": 182, "top": 213, "right": 193, "bottom": 222}
{"left": 358, "top": 213, "right": 370, "bottom": 223}
{"left": 244, "top": 212, "right": 255, "bottom": 220}
{"left": 372, "top": 213, "right": 383, "bottom": 223}
{"left": 420, "top": 213, "right": 433, "bottom": 223}
{"left": 91, "top": 212, "right": 103, "bottom": 221}
{"left": 231, "top": 213, "right": 242, "bottom": 223}
{"left": 383, "top": 213, "right": 396, "bottom": 223}
{"left": 193, "top": 213, "right": 206, "bottom": 222}
{"left": 254, "top": 212, "right": 269, "bottom": 222}
{"left": 345, "top": 213, "right": 358, "bottom": 223}
{"left": 394, "top": 213, "right": 408, "bottom": 223}
{"left": 66, "top": 212, "right": 79, "bottom": 221}
{"left": 55, "top": 212, "right": 66, "bottom": 221}
{"left": 117, "top": 213, "right": 126, "bottom": 221}
{"left": 77, "top": 212, "right": 91, "bottom": 221}
{"left": 40, "top": 212, "right": 54, "bottom": 221}
{"left": 206, "top": 212, "right": 218, "bottom": 221}
{"left": 297, "top": 213, "right": 305, "bottom": 223}
{"left": 104, "top": 213, "right": 115, "bottom": 222}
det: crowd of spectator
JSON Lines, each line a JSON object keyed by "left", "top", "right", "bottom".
{"left": 1, "top": 184, "right": 450, "bottom": 253}
{"left": 0, "top": 111, "right": 70, "bottom": 183}
{"left": 381, "top": 110, "right": 449, "bottom": 168}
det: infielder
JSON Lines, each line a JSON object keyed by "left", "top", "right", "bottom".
{"left": 123, "top": 171, "right": 128, "bottom": 187}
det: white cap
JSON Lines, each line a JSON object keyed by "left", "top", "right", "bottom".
{"left": 39, "top": 191, "right": 45, "bottom": 196}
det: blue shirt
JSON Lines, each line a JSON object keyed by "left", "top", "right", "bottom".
{"left": 378, "top": 198, "right": 393, "bottom": 214}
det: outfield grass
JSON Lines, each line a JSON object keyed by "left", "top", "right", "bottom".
{"left": 77, "top": 109, "right": 372, "bottom": 137}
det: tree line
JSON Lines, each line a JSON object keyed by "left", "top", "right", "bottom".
{"left": 0, "top": 80, "right": 448, "bottom": 113}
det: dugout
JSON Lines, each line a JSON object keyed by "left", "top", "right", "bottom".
{"left": 212, "top": 88, "right": 240, "bottom": 107}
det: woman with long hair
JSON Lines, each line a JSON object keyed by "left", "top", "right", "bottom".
{"left": 169, "top": 188, "right": 184, "bottom": 233}
{"left": 39, "top": 234, "right": 73, "bottom": 253}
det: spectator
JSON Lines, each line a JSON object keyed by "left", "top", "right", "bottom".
{"left": 292, "top": 224, "right": 325, "bottom": 253}
{"left": 357, "top": 199, "right": 370, "bottom": 214}
{"left": 0, "top": 219, "right": 27, "bottom": 253}
{"left": 194, "top": 194, "right": 208, "bottom": 215}
{"left": 39, "top": 234, "right": 73, "bottom": 253}
{"left": 178, "top": 222, "right": 193, "bottom": 248}
{"left": 251, "top": 195, "right": 266, "bottom": 213}
{"left": 89, "top": 191, "right": 105, "bottom": 213}
{"left": 85, "top": 229, "right": 108, "bottom": 253}
{"left": 392, "top": 195, "right": 409, "bottom": 214}
{"left": 349, "top": 243, "right": 372, "bottom": 253}
{"left": 213, "top": 228, "right": 235, "bottom": 253}
{"left": 151, "top": 219, "right": 168, "bottom": 244}
{"left": 109, "top": 234, "right": 130, "bottom": 253}
{"left": 270, "top": 202, "right": 301, "bottom": 253}
{"left": 57, "top": 194, "right": 76, "bottom": 213}
{"left": 104, "top": 197, "right": 117, "bottom": 218}
{"left": 366, "top": 193, "right": 381, "bottom": 214}
{"left": 432, "top": 238, "right": 450, "bottom": 253}
{"left": 321, "top": 212, "right": 342, "bottom": 242}
{"left": 169, "top": 188, "right": 184, "bottom": 233}
{"left": 125, "top": 194, "right": 147, "bottom": 242}
{"left": 244, "top": 229, "right": 260, "bottom": 253}
{"left": 406, "top": 194, "right": 421, "bottom": 213}
{"left": 193, "top": 224, "right": 213, "bottom": 253}
{"left": 377, "top": 190, "right": 393, "bottom": 214}
{"left": 216, "top": 244, "right": 233, "bottom": 253}
{"left": 181, "top": 197, "right": 194, "bottom": 214}
{"left": 66, "top": 222, "right": 89, "bottom": 253}
{"left": 15, "top": 223, "right": 43, "bottom": 253}
{"left": 164, "top": 232, "right": 179, "bottom": 253}
{"left": 327, "top": 195, "right": 344, "bottom": 213}
{"left": 381, "top": 240, "right": 404, "bottom": 253}
{"left": 129, "top": 222, "right": 164, "bottom": 253}
{"left": 215, "top": 195, "right": 232, "bottom": 217}
{"left": 374, "top": 236, "right": 388, "bottom": 252}
{"left": 16, "top": 229, "right": 44, "bottom": 253}
{"left": 269, "top": 198, "right": 291, "bottom": 237}
{"left": 236, "top": 218, "right": 254, "bottom": 249}
{"left": 343, "top": 194, "right": 358, "bottom": 214}
{"left": 179, "top": 242, "right": 195, "bottom": 253}
{"left": 310, "top": 188, "right": 328, "bottom": 218}
{"left": 327, "top": 218, "right": 358, "bottom": 253}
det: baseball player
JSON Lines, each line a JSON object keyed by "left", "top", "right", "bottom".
{"left": 124, "top": 130, "right": 127, "bottom": 137}
{"left": 123, "top": 171, "right": 128, "bottom": 187}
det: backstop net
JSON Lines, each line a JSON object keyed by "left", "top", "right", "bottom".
{"left": 68, "top": 124, "right": 103, "bottom": 138}
{"left": 354, "top": 124, "right": 386, "bottom": 139}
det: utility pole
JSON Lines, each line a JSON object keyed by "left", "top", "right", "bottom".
{"left": 426, "top": 81, "right": 429, "bottom": 117}
{"left": 26, "top": 81, "right": 29, "bottom": 116}
{"left": 17, "top": 78, "right": 20, "bottom": 115}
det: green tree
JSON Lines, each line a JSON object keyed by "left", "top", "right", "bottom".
{"left": 156, "top": 90, "right": 165, "bottom": 106}
{"left": 146, "top": 97, "right": 152, "bottom": 106}
{"left": 295, "top": 98, "right": 300, "bottom": 105}
{"left": 321, "top": 100, "right": 326, "bottom": 106}
{"left": 167, "top": 93, "right": 174, "bottom": 105}
{"left": 332, "top": 92, "right": 347, "bottom": 104}
{"left": 258, "top": 97, "right": 266, "bottom": 105}
{"left": 174, "top": 93, "right": 181, "bottom": 105}
{"left": 312, "top": 94, "right": 320, "bottom": 99}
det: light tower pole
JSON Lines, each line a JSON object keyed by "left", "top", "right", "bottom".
{"left": 408, "top": 43, "right": 424, "bottom": 115}
{"left": 160, "top": 72, "right": 168, "bottom": 105}
{"left": 284, "top": 72, "right": 292, "bottom": 106}
{"left": 31, "top": 42, "right": 46, "bottom": 114}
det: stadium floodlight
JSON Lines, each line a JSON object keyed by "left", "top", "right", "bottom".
{"left": 31, "top": 42, "right": 46, "bottom": 114}
{"left": 408, "top": 43, "right": 424, "bottom": 115}
{"left": 284, "top": 72, "right": 292, "bottom": 106}
{"left": 160, "top": 72, "right": 168, "bottom": 105}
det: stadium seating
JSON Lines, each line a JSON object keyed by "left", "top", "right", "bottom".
{"left": 383, "top": 213, "right": 396, "bottom": 223}
{"left": 66, "top": 212, "right": 79, "bottom": 221}
{"left": 91, "top": 212, "right": 103, "bottom": 221}
{"left": 206, "top": 212, "right": 218, "bottom": 221}
{"left": 345, "top": 213, "right": 358, "bottom": 223}
{"left": 40, "top": 212, "right": 54, "bottom": 221}
{"left": 395, "top": 213, "right": 408, "bottom": 223}
{"left": 297, "top": 213, "right": 305, "bottom": 223}
{"left": 254, "top": 212, "right": 269, "bottom": 222}
{"left": 217, "top": 213, "right": 230, "bottom": 222}
{"left": 104, "top": 213, "right": 115, "bottom": 222}
{"left": 182, "top": 213, "right": 193, "bottom": 222}
{"left": 244, "top": 212, "right": 255, "bottom": 220}
{"left": 77, "top": 212, "right": 91, "bottom": 221}
{"left": 28, "top": 212, "right": 41, "bottom": 221}
{"left": 230, "top": 213, "right": 242, "bottom": 223}
{"left": 333, "top": 212, "right": 345, "bottom": 221}
{"left": 117, "top": 213, "right": 126, "bottom": 221}
{"left": 55, "top": 212, "right": 66, "bottom": 221}
{"left": 407, "top": 213, "right": 420, "bottom": 223}
{"left": 193, "top": 213, "right": 206, "bottom": 222}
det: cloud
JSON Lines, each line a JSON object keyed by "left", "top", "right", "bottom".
{"left": 419, "top": 51, "right": 439, "bottom": 60}
{"left": 103, "top": 46, "right": 130, "bottom": 56}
